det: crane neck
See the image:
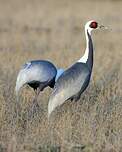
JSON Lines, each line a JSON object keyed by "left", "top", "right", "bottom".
{"left": 78, "top": 28, "right": 94, "bottom": 71}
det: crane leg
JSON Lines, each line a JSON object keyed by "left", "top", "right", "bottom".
{"left": 30, "top": 88, "right": 40, "bottom": 117}
{"left": 32, "top": 84, "right": 47, "bottom": 117}
{"left": 33, "top": 84, "right": 45, "bottom": 104}
{"left": 32, "top": 89, "right": 41, "bottom": 112}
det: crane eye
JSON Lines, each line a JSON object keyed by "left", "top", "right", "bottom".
{"left": 90, "top": 21, "right": 98, "bottom": 29}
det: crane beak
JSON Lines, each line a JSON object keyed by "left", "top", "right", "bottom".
{"left": 98, "top": 25, "right": 110, "bottom": 30}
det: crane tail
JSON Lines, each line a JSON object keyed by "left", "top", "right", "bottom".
{"left": 48, "top": 97, "right": 56, "bottom": 119}
{"left": 15, "top": 71, "right": 25, "bottom": 102}
{"left": 15, "top": 83, "right": 21, "bottom": 102}
{"left": 48, "top": 93, "right": 64, "bottom": 118}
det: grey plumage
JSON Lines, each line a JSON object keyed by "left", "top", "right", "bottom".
{"left": 48, "top": 63, "right": 91, "bottom": 116}
{"left": 15, "top": 60, "right": 59, "bottom": 96}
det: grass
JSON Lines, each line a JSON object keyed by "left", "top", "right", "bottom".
{"left": 0, "top": 0, "right": 122, "bottom": 151}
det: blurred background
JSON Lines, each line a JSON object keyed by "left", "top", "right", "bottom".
{"left": 0, "top": 0, "right": 122, "bottom": 151}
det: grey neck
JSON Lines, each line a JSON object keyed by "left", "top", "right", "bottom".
{"left": 86, "top": 30, "right": 93, "bottom": 71}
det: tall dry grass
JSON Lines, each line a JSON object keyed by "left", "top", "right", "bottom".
{"left": 0, "top": 0, "right": 122, "bottom": 151}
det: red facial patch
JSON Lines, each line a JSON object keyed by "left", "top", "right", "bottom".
{"left": 90, "top": 21, "right": 98, "bottom": 29}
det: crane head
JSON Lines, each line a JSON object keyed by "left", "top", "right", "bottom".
{"left": 85, "top": 20, "right": 109, "bottom": 32}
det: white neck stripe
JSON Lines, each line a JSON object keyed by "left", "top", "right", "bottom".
{"left": 78, "top": 22, "right": 93, "bottom": 63}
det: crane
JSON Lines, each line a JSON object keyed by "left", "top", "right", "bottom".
{"left": 48, "top": 20, "right": 106, "bottom": 117}
{"left": 15, "top": 60, "right": 64, "bottom": 97}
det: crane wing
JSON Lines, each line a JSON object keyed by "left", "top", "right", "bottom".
{"left": 48, "top": 63, "right": 91, "bottom": 116}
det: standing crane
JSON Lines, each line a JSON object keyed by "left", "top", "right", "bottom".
{"left": 15, "top": 60, "right": 64, "bottom": 97}
{"left": 48, "top": 20, "right": 106, "bottom": 117}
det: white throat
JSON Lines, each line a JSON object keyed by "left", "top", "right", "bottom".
{"left": 78, "top": 22, "right": 93, "bottom": 63}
